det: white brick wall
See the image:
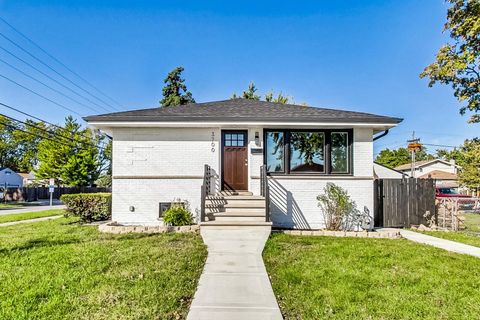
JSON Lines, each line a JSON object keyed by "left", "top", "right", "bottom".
{"left": 268, "top": 178, "right": 373, "bottom": 229}
{"left": 111, "top": 127, "right": 220, "bottom": 225}
{"left": 266, "top": 128, "right": 374, "bottom": 229}
{"left": 110, "top": 127, "right": 374, "bottom": 228}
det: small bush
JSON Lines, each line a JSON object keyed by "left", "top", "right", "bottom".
{"left": 163, "top": 203, "right": 193, "bottom": 226}
{"left": 317, "top": 183, "right": 358, "bottom": 231}
{"left": 61, "top": 193, "right": 111, "bottom": 223}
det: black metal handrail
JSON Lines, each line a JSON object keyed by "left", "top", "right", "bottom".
{"left": 200, "top": 164, "right": 212, "bottom": 222}
{"left": 260, "top": 165, "right": 270, "bottom": 222}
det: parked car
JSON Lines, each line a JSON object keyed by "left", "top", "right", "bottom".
{"left": 435, "top": 187, "right": 471, "bottom": 198}
{"left": 436, "top": 187, "right": 478, "bottom": 211}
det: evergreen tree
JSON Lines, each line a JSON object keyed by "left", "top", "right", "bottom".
{"left": 265, "top": 91, "right": 291, "bottom": 104}
{"left": 160, "top": 66, "right": 195, "bottom": 107}
{"left": 231, "top": 82, "right": 293, "bottom": 103}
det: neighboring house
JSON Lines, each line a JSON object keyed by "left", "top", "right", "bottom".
{"left": 373, "top": 162, "right": 405, "bottom": 179}
{"left": 0, "top": 168, "right": 23, "bottom": 188}
{"left": 85, "top": 99, "right": 401, "bottom": 229}
{"left": 18, "top": 172, "right": 36, "bottom": 186}
{"left": 395, "top": 159, "right": 460, "bottom": 187}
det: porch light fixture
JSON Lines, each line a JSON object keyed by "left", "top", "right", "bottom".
{"left": 255, "top": 131, "right": 260, "bottom": 146}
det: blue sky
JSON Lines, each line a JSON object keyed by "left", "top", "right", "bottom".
{"left": 0, "top": 0, "right": 478, "bottom": 155}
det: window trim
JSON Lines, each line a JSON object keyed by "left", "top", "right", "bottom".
{"left": 263, "top": 128, "right": 353, "bottom": 176}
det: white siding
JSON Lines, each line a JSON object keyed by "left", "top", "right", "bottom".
{"left": 418, "top": 162, "right": 457, "bottom": 175}
{"left": 373, "top": 163, "right": 404, "bottom": 179}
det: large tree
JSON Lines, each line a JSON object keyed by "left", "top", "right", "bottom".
{"left": 420, "top": 0, "right": 480, "bottom": 123}
{"left": 12, "top": 120, "right": 47, "bottom": 172}
{"left": 35, "top": 116, "right": 100, "bottom": 186}
{"left": 0, "top": 115, "right": 18, "bottom": 170}
{"left": 375, "top": 147, "right": 434, "bottom": 169}
{"left": 160, "top": 66, "right": 195, "bottom": 107}
{"left": 0, "top": 116, "right": 44, "bottom": 172}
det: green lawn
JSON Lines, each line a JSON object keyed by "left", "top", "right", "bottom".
{"left": 263, "top": 233, "right": 480, "bottom": 320}
{"left": 0, "top": 217, "right": 207, "bottom": 319}
{"left": 421, "top": 213, "right": 480, "bottom": 248}
{"left": 0, "top": 209, "right": 64, "bottom": 224}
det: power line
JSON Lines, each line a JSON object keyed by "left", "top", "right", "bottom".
{"left": 0, "top": 16, "right": 124, "bottom": 109}
{"left": 0, "top": 102, "right": 110, "bottom": 145}
{"left": 0, "top": 112, "right": 108, "bottom": 151}
{"left": 0, "top": 45, "right": 113, "bottom": 113}
{"left": 0, "top": 73, "right": 82, "bottom": 116}
{"left": 0, "top": 31, "right": 119, "bottom": 112}
{"left": 0, "top": 58, "right": 105, "bottom": 114}
{"left": 422, "top": 143, "right": 457, "bottom": 149}
{"left": 0, "top": 118, "right": 85, "bottom": 150}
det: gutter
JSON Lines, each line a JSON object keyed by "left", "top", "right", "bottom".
{"left": 373, "top": 129, "right": 389, "bottom": 141}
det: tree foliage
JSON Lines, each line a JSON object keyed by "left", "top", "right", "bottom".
{"left": 160, "top": 66, "right": 195, "bottom": 107}
{"left": 437, "top": 138, "right": 480, "bottom": 188}
{"left": 35, "top": 116, "right": 101, "bottom": 186}
{"left": 0, "top": 116, "right": 44, "bottom": 172}
{"left": 232, "top": 82, "right": 293, "bottom": 103}
{"left": 420, "top": 0, "right": 480, "bottom": 123}
{"left": 375, "top": 147, "right": 434, "bottom": 169}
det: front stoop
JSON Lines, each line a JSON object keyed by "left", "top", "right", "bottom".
{"left": 187, "top": 227, "right": 282, "bottom": 320}
{"left": 202, "top": 193, "right": 270, "bottom": 227}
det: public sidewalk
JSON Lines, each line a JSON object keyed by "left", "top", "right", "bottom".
{"left": 187, "top": 227, "right": 282, "bottom": 320}
{"left": 0, "top": 200, "right": 64, "bottom": 216}
{"left": 0, "top": 215, "right": 63, "bottom": 227}
{"left": 381, "top": 228, "right": 480, "bottom": 258}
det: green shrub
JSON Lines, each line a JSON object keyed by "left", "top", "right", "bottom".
{"left": 317, "top": 183, "right": 358, "bottom": 231}
{"left": 163, "top": 204, "right": 193, "bottom": 226}
{"left": 60, "top": 193, "right": 111, "bottom": 223}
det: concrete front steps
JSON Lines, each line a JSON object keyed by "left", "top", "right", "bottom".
{"left": 201, "top": 192, "right": 271, "bottom": 227}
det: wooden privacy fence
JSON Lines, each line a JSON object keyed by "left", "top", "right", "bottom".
{"left": 2, "top": 186, "right": 111, "bottom": 202}
{"left": 374, "top": 178, "right": 436, "bottom": 228}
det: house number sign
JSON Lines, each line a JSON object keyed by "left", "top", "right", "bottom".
{"left": 211, "top": 131, "right": 215, "bottom": 152}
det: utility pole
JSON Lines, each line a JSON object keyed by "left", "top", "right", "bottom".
{"left": 407, "top": 131, "right": 421, "bottom": 178}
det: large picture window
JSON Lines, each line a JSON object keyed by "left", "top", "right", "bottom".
{"left": 290, "top": 132, "right": 325, "bottom": 172}
{"left": 264, "top": 129, "right": 352, "bottom": 175}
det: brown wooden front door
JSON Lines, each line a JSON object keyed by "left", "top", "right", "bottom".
{"left": 222, "top": 130, "right": 248, "bottom": 191}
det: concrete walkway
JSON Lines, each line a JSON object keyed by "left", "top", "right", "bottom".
{"left": 0, "top": 215, "right": 63, "bottom": 227}
{"left": 187, "top": 226, "right": 282, "bottom": 320}
{"left": 396, "top": 229, "right": 480, "bottom": 258}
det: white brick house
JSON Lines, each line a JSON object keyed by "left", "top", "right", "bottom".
{"left": 85, "top": 99, "right": 401, "bottom": 229}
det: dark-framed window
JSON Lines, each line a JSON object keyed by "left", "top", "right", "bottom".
{"left": 264, "top": 129, "right": 353, "bottom": 175}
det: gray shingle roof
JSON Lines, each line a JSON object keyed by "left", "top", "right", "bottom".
{"left": 84, "top": 98, "right": 402, "bottom": 124}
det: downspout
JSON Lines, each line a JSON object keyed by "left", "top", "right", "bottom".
{"left": 373, "top": 129, "right": 389, "bottom": 141}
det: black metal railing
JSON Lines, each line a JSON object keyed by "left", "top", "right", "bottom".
{"left": 200, "top": 164, "right": 212, "bottom": 222}
{"left": 260, "top": 165, "right": 270, "bottom": 222}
